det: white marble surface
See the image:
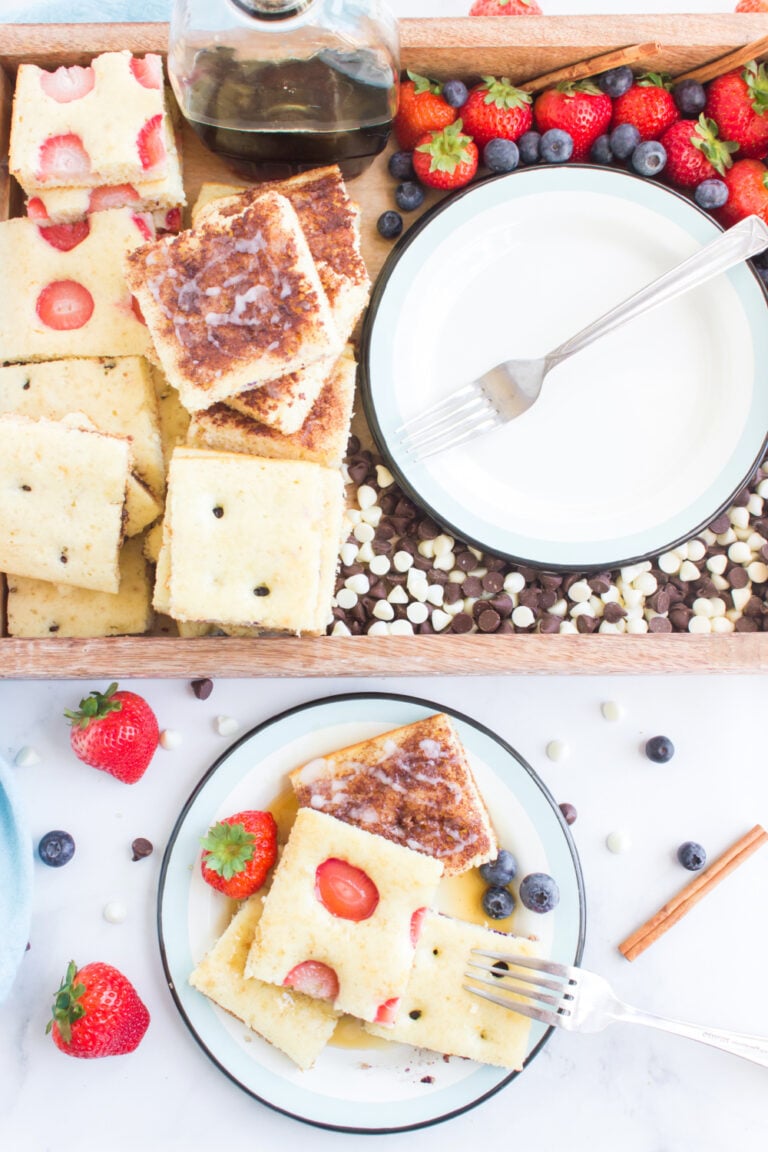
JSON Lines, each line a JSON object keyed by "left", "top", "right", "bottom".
{"left": 2, "top": 1, "right": 768, "bottom": 1149}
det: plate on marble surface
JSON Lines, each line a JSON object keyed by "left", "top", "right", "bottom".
{"left": 158, "top": 692, "right": 585, "bottom": 1133}
{"left": 360, "top": 165, "right": 768, "bottom": 571}
{"left": 0, "top": 756, "right": 33, "bottom": 1003}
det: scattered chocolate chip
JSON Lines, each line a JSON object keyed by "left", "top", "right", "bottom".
{"left": 131, "top": 837, "right": 153, "bottom": 861}
{"left": 538, "top": 613, "right": 562, "bottom": 633}
{"left": 417, "top": 518, "right": 440, "bottom": 541}
{"left": 421, "top": 1075, "right": 435, "bottom": 1084}
{"left": 212, "top": 505, "right": 224, "bottom": 518}
{"left": 602, "top": 602, "right": 627, "bottom": 623}
{"left": 477, "top": 608, "right": 501, "bottom": 633}
{"left": 648, "top": 615, "right": 673, "bottom": 633}
{"left": 728, "top": 566, "right": 749, "bottom": 589}
{"left": 191, "top": 677, "right": 213, "bottom": 700}
{"left": 254, "top": 585, "right": 270, "bottom": 597}
{"left": 482, "top": 571, "right": 504, "bottom": 594}
{"left": 450, "top": 612, "right": 474, "bottom": 634}
{"left": 461, "top": 575, "right": 483, "bottom": 598}
{"left": 559, "top": 802, "right": 577, "bottom": 825}
{"left": 455, "top": 550, "right": 477, "bottom": 571}
{"left": 708, "top": 513, "right": 730, "bottom": 534}
{"left": 576, "top": 614, "right": 599, "bottom": 633}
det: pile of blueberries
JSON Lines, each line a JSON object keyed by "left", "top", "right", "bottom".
{"left": 479, "top": 849, "right": 560, "bottom": 920}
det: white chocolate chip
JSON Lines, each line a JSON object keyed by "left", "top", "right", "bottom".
{"left": 570, "top": 601, "right": 595, "bottom": 618}
{"left": 159, "top": 728, "right": 182, "bottom": 750}
{"left": 511, "top": 605, "right": 535, "bottom": 628}
{"left": 626, "top": 618, "right": 649, "bottom": 634}
{"left": 407, "top": 602, "right": 429, "bottom": 625}
{"left": 345, "top": 573, "right": 370, "bottom": 596}
{"left": 622, "top": 587, "right": 644, "bottom": 609}
{"left": 757, "top": 478, "right": 768, "bottom": 499}
{"left": 730, "top": 505, "right": 750, "bottom": 530}
{"left": 658, "top": 552, "right": 681, "bottom": 574}
{"left": 393, "top": 550, "right": 414, "bottom": 572}
{"left": 357, "top": 484, "right": 377, "bottom": 510}
{"left": 331, "top": 620, "right": 352, "bottom": 636}
{"left": 568, "top": 579, "right": 592, "bottom": 603}
{"left": 369, "top": 554, "right": 391, "bottom": 576}
{"left": 688, "top": 615, "right": 712, "bottom": 634}
{"left": 353, "top": 522, "right": 375, "bottom": 544}
{"left": 375, "top": 464, "right": 394, "bottom": 488}
{"left": 598, "top": 620, "right": 621, "bottom": 634}
{"left": 748, "top": 561, "right": 768, "bottom": 583}
{"left": 700, "top": 528, "right": 717, "bottom": 546}
{"left": 356, "top": 541, "right": 374, "bottom": 564}
{"left": 692, "top": 597, "right": 714, "bottom": 617}
{"left": 372, "top": 600, "right": 395, "bottom": 622}
{"left": 601, "top": 701, "right": 625, "bottom": 722}
{"left": 443, "top": 600, "right": 465, "bottom": 616}
{"left": 558, "top": 620, "right": 579, "bottom": 634}
{"left": 425, "top": 584, "right": 444, "bottom": 606}
{"left": 345, "top": 508, "right": 361, "bottom": 526}
{"left": 431, "top": 609, "right": 452, "bottom": 632}
{"left": 731, "top": 585, "right": 752, "bottom": 612}
{"left": 14, "top": 745, "right": 41, "bottom": 768}
{"left": 728, "top": 540, "right": 752, "bottom": 565}
{"left": 367, "top": 620, "right": 390, "bottom": 636}
{"left": 432, "top": 552, "right": 456, "bottom": 572}
{"left": 710, "top": 597, "right": 727, "bottom": 618}
{"left": 336, "top": 587, "right": 358, "bottom": 610}
{"left": 550, "top": 598, "right": 568, "bottom": 617}
{"left": 103, "top": 900, "right": 127, "bottom": 924}
{"left": 449, "top": 570, "right": 465, "bottom": 584}
{"left": 360, "top": 504, "right": 383, "bottom": 527}
{"left": 417, "top": 539, "right": 435, "bottom": 559}
{"left": 389, "top": 619, "right": 415, "bottom": 636}
{"left": 634, "top": 571, "right": 658, "bottom": 596}
{"left": 747, "top": 531, "right": 766, "bottom": 551}
{"left": 621, "top": 561, "right": 651, "bottom": 583}
{"left": 340, "top": 541, "right": 358, "bottom": 567}
{"left": 433, "top": 534, "right": 454, "bottom": 557}
{"left": 215, "top": 715, "right": 240, "bottom": 737}
{"left": 546, "top": 739, "right": 570, "bottom": 762}
{"left": 706, "top": 553, "right": 728, "bottom": 575}
{"left": 686, "top": 539, "right": 707, "bottom": 563}
{"left": 711, "top": 574, "right": 729, "bottom": 592}
{"left": 679, "top": 560, "right": 701, "bottom": 582}
{"left": 606, "top": 830, "right": 632, "bottom": 854}
{"left": 716, "top": 528, "right": 736, "bottom": 546}
{"left": 468, "top": 546, "right": 483, "bottom": 560}
{"left": 387, "top": 585, "right": 409, "bottom": 605}
{"left": 504, "top": 572, "right": 526, "bottom": 594}
{"left": 712, "top": 616, "right": 735, "bottom": 633}
{"left": 748, "top": 494, "right": 764, "bottom": 517}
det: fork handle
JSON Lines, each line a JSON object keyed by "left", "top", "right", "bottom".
{"left": 545, "top": 214, "right": 768, "bottom": 369}
{"left": 617, "top": 1003, "right": 768, "bottom": 1069}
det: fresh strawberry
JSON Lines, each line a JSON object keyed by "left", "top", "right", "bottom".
{"left": 410, "top": 906, "right": 427, "bottom": 946}
{"left": 393, "top": 71, "right": 457, "bottom": 151}
{"left": 47, "top": 960, "right": 150, "bottom": 1058}
{"left": 705, "top": 61, "right": 768, "bottom": 160}
{"left": 459, "top": 75, "right": 533, "bottom": 148}
{"left": 413, "top": 120, "right": 479, "bottom": 190}
{"left": 533, "top": 81, "right": 612, "bottom": 161}
{"left": 200, "top": 809, "right": 278, "bottom": 898}
{"left": 37, "top": 220, "right": 90, "bottom": 252}
{"left": 611, "top": 72, "right": 678, "bottom": 140}
{"left": 88, "top": 184, "right": 140, "bottom": 212}
{"left": 65, "top": 682, "right": 159, "bottom": 784}
{"left": 374, "top": 998, "right": 400, "bottom": 1025}
{"left": 315, "top": 857, "right": 380, "bottom": 921}
{"left": 36, "top": 134, "right": 91, "bottom": 182}
{"left": 129, "top": 54, "right": 163, "bottom": 90}
{"left": 470, "top": 0, "right": 543, "bottom": 11}
{"left": 717, "top": 157, "right": 768, "bottom": 225}
{"left": 136, "top": 114, "right": 166, "bottom": 172}
{"left": 26, "top": 197, "right": 49, "bottom": 220}
{"left": 36, "top": 280, "right": 94, "bottom": 331}
{"left": 40, "top": 65, "right": 95, "bottom": 103}
{"left": 131, "top": 213, "right": 154, "bottom": 242}
{"left": 283, "top": 960, "right": 339, "bottom": 1001}
{"left": 660, "top": 115, "right": 738, "bottom": 188}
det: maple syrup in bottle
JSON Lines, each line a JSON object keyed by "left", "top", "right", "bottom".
{"left": 168, "top": 0, "right": 399, "bottom": 180}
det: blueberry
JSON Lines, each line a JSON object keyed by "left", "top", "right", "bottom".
{"left": 630, "top": 140, "right": 667, "bottom": 177}
{"left": 483, "top": 137, "right": 520, "bottom": 173}
{"left": 672, "top": 79, "right": 706, "bottom": 117}
{"left": 442, "top": 78, "right": 468, "bottom": 109}
{"left": 377, "top": 210, "right": 403, "bottom": 239}
{"left": 694, "top": 178, "right": 729, "bottom": 211}
{"left": 597, "top": 65, "right": 634, "bottom": 98}
{"left": 518, "top": 130, "right": 542, "bottom": 165}
{"left": 559, "top": 801, "right": 578, "bottom": 825}
{"left": 38, "top": 830, "right": 75, "bottom": 867}
{"left": 677, "top": 840, "right": 707, "bottom": 871}
{"left": 540, "top": 128, "right": 574, "bottom": 164}
{"left": 394, "top": 181, "right": 425, "bottom": 212}
{"left": 590, "top": 134, "right": 613, "bottom": 165}
{"left": 387, "top": 150, "right": 415, "bottom": 181}
{"left": 482, "top": 886, "right": 515, "bottom": 919}
{"left": 609, "top": 122, "right": 641, "bottom": 161}
{"left": 479, "top": 849, "right": 518, "bottom": 886}
{"left": 519, "top": 872, "right": 560, "bottom": 913}
{"left": 645, "top": 734, "right": 675, "bottom": 763}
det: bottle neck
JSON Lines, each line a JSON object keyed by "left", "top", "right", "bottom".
{"left": 228, "top": 0, "right": 317, "bottom": 20}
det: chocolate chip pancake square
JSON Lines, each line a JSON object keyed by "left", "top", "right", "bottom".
{"left": 164, "top": 447, "right": 343, "bottom": 634}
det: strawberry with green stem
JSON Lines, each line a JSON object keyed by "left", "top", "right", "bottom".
{"left": 393, "top": 71, "right": 457, "bottom": 151}
{"left": 65, "top": 681, "right": 159, "bottom": 784}
{"left": 533, "top": 81, "right": 613, "bottom": 161}
{"left": 413, "top": 120, "right": 479, "bottom": 190}
{"left": 47, "top": 960, "right": 150, "bottom": 1058}
{"left": 717, "top": 157, "right": 768, "bottom": 226}
{"left": 705, "top": 60, "right": 768, "bottom": 159}
{"left": 200, "top": 809, "right": 278, "bottom": 899}
{"left": 611, "top": 72, "right": 679, "bottom": 140}
{"left": 458, "top": 76, "right": 533, "bottom": 148}
{"left": 660, "top": 115, "right": 738, "bottom": 188}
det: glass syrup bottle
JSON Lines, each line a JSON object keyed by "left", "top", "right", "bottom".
{"left": 168, "top": 0, "right": 399, "bottom": 180}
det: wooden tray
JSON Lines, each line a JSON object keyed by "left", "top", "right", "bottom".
{"left": 2, "top": 14, "right": 768, "bottom": 679}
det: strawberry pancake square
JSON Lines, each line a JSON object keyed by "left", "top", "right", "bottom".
{"left": 0, "top": 208, "right": 152, "bottom": 362}
{"left": 10, "top": 51, "right": 168, "bottom": 191}
{"left": 245, "top": 808, "right": 443, "bottom": 1024}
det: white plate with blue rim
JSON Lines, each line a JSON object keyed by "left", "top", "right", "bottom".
{"left": 158, "top": 692, "right": 585, "bottom": 1133}
{"left": 360, "top": 165, "right": 768, "bottom": 571}
{"left": 0, "top": 756, "right": 33, "bottom": 1003}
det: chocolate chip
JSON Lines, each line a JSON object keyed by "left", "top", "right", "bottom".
{"left": 744, "top": 595, "right": 764, "bottom": 617}
{"left": 131, "top": 837, "right": 153, "bottom": 861}
{"left": 212, "top": 505, "right": 224, "bottom": 518}
{"left": 417, "top": 519, "right": 440, "bottom": 540}
{"left": 347, "top": 460, "right": 371, "bottom": 485}
{"left": 588, "top": 573, "right": 612, "bottom": 594}
{"left": 59, "top": 553, "right": 68, "bottom": 564}
{"left": 443, "top": 582, "right": 461, "bottom": 604}
{"left": 254, "top": 585, "right": 270, "bottom": 596}
{"left": 450, "top": 612, "right": 474, "bottom": 633}
{"left": 728, "top": 566, "right": 749, "bottom": 589}
{"left": 539, "top": 573, "right": 563, "bottom": 591}
{"left": 648, "top": 615, "right": 673, "bottom": 633}
{"left": 538, "top": 613, "right": 562, "bottom": 633}
{"left": 482, "top": 571, "right": 504, "bottom": 594}
{"left": 708, "top": 513, "right": 730, "bottom": 534}
{"left": 736, "top": 616, "right": 759, "bottom": 632}
{"left": 191, "top": 677, "right": 213, "bottom": 700}
{"left": 477, "top": 608, "right": 501, "bottom": 633}
{"left": 518, "top": 588, "right": 541, "bottom": 610}
{"left": 576, "top": 614, "right": 598, "bottom": 633}
{"left": 368, "top": 581, "right": 389, "bottom": 599}
{"left": 539, "top": 590, "right": 557, "bottom": 610}
{"left": 461, "top": 576, "right": 483, "bottom": 598}
{"left": 602, "top": 602, "right": 627, "bottom": 623}
{"left": 490, "top": 594, "right": 514, "bottom": 617}
{"left": 669, "top": 605, "right": 693, "bottom": 629}
{"left": 455, "top": 550, "right": 477, "bottom": 572}
{"left": 346, "top": 434, "right": 360, "bottom": 456}
{"left": 559, "top": 802, "right": 577, "bottom": 825}
{"left": 372, "top": 538, "right": 394, "bottom": 555}
{"left": 427, "top": 569, "right": 449, "bottom": 585}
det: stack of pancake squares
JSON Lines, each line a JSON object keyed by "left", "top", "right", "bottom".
{"left": 0, "top": 45, "right": 369, "bottom": 639}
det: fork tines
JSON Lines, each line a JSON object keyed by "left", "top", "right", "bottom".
{"left": 396, "top": 384, "right": 498, "bottom": 459}
{"left": 463, "top": 949, "right": 576, "bottom": 1027}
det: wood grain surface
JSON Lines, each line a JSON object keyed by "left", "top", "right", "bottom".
{"left": 2, "top": 14, "right": 768, "bottom": 678}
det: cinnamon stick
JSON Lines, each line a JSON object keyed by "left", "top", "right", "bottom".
{"left": 619, "top": 824, "right": 768, "bottom": 962}
{"left": 674, "top": 33, "right": 768, "bottom": 84}
{"left": 518, "top": 42, "right": 662, "bottom": 95}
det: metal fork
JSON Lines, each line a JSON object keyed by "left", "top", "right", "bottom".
{"left": 465, "top": 950, "right": 768, "bottom": 1068}
{"left": 399, "top": 214, "right": 768, "bottom": 461}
